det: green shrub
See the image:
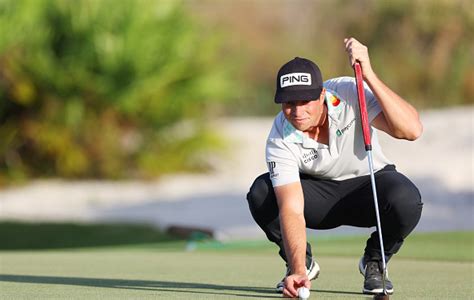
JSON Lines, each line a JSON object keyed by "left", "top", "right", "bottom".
{"left": 0, "top": 0, "right": 235, "bottom": 183}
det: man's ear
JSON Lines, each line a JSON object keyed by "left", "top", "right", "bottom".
{"left": 320, "top": 88, "right": 326, "bottom": 101}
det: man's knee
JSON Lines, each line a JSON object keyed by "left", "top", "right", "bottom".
{"left": 381, "top": 175, "right": 423, "bottom": 230}
{"left": 387, "top": 179, "right": 422, "bottom": 212}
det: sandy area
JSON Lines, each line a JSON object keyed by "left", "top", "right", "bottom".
{"left": 0, "top": 106, "right": 472, "bottom": 239}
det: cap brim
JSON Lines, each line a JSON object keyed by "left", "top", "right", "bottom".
{"left": 274, "top": 88, "right": 322, "bottom": 103}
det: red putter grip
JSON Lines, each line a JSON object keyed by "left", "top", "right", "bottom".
{"left": 354, "top": 62, "right": 372, "bottom": 150}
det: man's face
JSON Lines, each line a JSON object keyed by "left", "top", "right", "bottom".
{"left": 282, "top": 89, "right": 326, "bottom": 132}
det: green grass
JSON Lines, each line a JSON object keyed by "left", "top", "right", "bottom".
{"left": 0, "top": 250, "right": 472, "bottom": 299}
{"left": 3, "top": 221, "right": 472, "bottom": 262}
{"left": 0, "top": 223, "right": 473, "bottom": 299}
{"left": 192, "top": 231, "right": 474, "bottom": 262}
{"left": 312, "top": 231, "right": 474, "bottom": 262}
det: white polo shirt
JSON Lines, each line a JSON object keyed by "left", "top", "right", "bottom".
{"left": 266, "top": 76, "right": 392, "bottom": 187}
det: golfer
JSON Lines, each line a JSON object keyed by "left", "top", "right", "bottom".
{"left": 246, "top": 37, "right": 423, "bottom": 298}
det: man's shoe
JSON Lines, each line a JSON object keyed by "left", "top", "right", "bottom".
{"left": 360, "top": 258, "right": 394, "bottom": 295}
{"left": 275, "top": 258, "right": 320, "bottom": 293}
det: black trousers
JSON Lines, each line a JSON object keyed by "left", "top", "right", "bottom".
{"left": 246, "top": 165, "right": 423, "bottom": 263}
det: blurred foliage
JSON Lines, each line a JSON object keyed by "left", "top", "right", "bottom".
{"left": 190, "top": 0, "right": 474, "bottom": 115}
{"left": 0, "top": 0, "right": 235, "bottom": 184}
{"left": 1, "top": 0, "right": 473, "bottom": 183}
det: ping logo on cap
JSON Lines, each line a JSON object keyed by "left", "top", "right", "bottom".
{"left": 280, "top": 72, "right": 312, "bottom": 88}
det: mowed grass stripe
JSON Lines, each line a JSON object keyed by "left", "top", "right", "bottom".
{"left": 2, "top": 221, "right": 472, "bottom": 262}
{"left": 191, "top": 231, "right": 474, "bottom": 262}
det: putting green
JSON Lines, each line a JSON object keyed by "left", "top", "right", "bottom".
{"left": 0, "top": 249, "right": 472, "bottom": 299}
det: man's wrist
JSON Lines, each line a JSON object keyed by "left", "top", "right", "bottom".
{"left": 291, "top": 265, "right": 307, "bottom": 275}
{"left": 363, "top": 68, "right": 378, "bottom": 83}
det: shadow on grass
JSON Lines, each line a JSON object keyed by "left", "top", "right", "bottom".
{"left": 315, "top": 289, "right": 367, "bottom": 297}
{"left": 0, "top": 274, "right": 280, "bottom": 298}
{"left": 0, "top": 274, "right": 367, "bottom": 298}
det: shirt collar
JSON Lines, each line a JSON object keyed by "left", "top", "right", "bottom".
{"left": 282, "top": 119, "right": 304, "bottom": 143}
{"left": 325, "top": 89, "right": 344, "bottom": 122}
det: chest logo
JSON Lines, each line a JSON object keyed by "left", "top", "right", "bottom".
{"left": 336, "top": 118, "right": 356, "bottom": 137}
{"left": 329, "top": 94, "right": 341, "bottom": 107}
{"left": 302, "top": 149, "right": 319, "bottom": 164}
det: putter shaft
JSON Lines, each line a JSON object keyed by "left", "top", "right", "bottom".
{"left": 367, "top": 150, "right": 387, "bottom": 295}
{"left": 354, "top": 62, "right": 388, "bottom": 295}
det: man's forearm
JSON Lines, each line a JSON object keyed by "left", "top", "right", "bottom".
{"left": 280, "top": 211, "right": 307, "bottom": 275}
{"left": 275, "top": 182, "right": 308, "bottom": 276}
{"left": 365, "top": 71, "right": 423, "bottom": 140}
{"left": 344, "top": 37, "right": 422, "bottom": 140}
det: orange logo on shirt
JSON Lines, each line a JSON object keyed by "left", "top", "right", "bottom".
{"left": 330, "top": 95, "right": 341, "bottom": 106}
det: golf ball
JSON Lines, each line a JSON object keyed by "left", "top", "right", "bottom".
{"left": 298, "top": 287, "right": 310, "bottom": 299}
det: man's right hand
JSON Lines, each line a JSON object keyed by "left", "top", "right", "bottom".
{"left": 282, "top": 274, "right": 311, "bottom": 298}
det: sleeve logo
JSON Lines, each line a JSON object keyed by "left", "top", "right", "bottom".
{"left": 267, "top": 161, "right": 279, "bottom": 178}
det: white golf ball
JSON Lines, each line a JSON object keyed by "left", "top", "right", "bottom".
{"left": 298, "top": 287, "right": 310, "bottom": 299}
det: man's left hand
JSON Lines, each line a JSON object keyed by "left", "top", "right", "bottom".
{"left": 344, "top": 37, "right": 374, "bottom": 79}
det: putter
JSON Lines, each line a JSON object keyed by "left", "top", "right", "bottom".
{"left": 353, "top": 62, "right": 388, "bottom": 299}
